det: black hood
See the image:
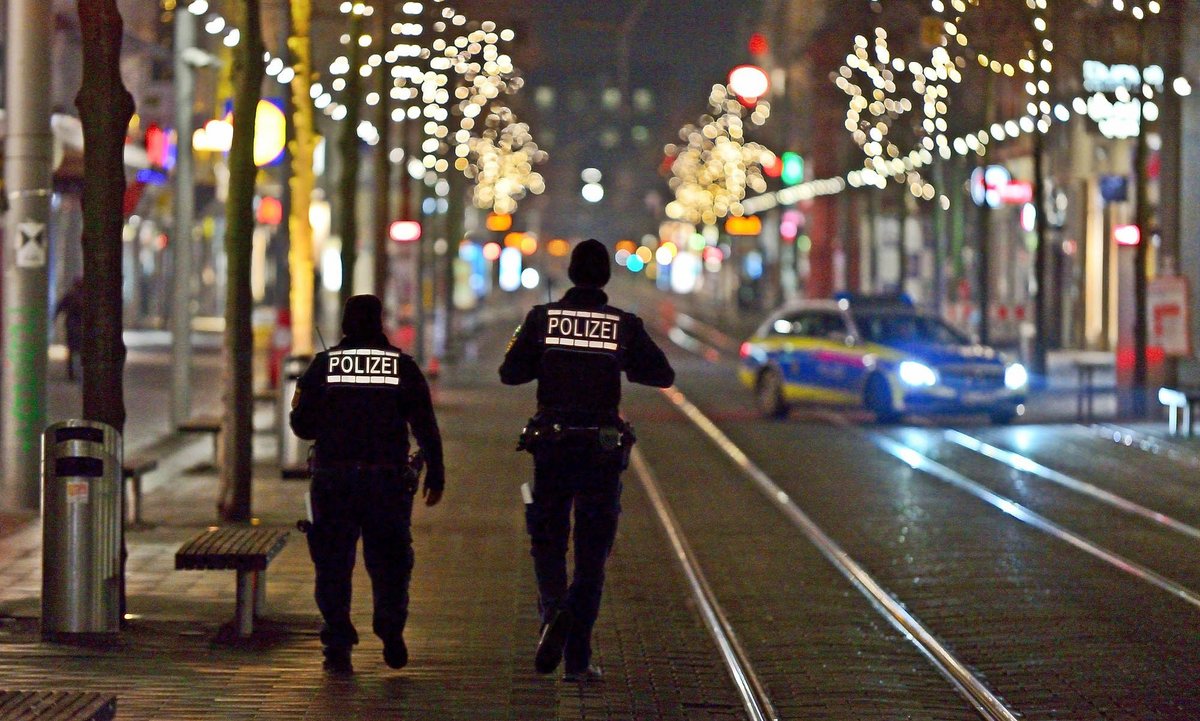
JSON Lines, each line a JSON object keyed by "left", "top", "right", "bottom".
{"left": 341, "top": 294, "right": 384, "bottom": 340}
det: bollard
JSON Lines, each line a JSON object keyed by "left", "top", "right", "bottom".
{"left": 279, "top": 354, "right": 314, "bottom": 477}
{"left": 41, "top": 420, "right": 122, "bottom": 638}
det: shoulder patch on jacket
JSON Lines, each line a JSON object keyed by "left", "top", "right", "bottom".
{"left": 506, "top": 323, "right": 523, "bottom": 353}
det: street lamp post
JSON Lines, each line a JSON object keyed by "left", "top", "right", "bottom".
{"left": 1, "top": 0, "right": 54, "bottom": 510}
{"left": 172, "top": 5, "right": 197, "bottom": 429}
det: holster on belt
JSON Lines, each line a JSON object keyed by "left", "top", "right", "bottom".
{"left": 516, "top": 416, "right": 636, "bottom": 468}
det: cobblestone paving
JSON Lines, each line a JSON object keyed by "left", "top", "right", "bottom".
{"left": 0, "top": 350, "right": 745, "bottom": 720}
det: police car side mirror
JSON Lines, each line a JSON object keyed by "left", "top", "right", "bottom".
{"left": 827, "top": 331, "right": 853, "bottom": 346}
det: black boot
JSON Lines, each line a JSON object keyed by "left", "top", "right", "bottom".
{"left": 534, "top": 608, "right": 572, "bottom": 674}
{"left": 322, "top": 646, "right": 353, "bottom": 675}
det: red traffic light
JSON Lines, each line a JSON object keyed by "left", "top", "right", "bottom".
{"left": 748, "top": 33, "right": 768, "bottom": 57}
{"left": 389, "top": 220, "right": 422, "bottom": 243}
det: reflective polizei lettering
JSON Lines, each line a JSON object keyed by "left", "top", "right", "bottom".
{"left": 546, "top": 308, "right": 620, "bottom": 351}
{"left": 327, "top": 349, "right": 402, "bottom": 386}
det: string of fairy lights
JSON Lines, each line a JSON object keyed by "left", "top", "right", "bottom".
{"left": 664, "top": 83, "right": 775, "bottom": 226}
{"left": 743, "top": 0, "right": 1178, "bottom": 216}
{"left": 182, "top": 0, "right": 544, "bottom": 216}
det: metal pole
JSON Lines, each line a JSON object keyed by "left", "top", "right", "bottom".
{"left": 1133, "top": 17, "right": 1150, "bottom": 416}
{"left": 1, "top": 0, "right": 54, "bottom": 510}
{"left": 171, "top": 6, "right": 196, "bottom": 428}
{"left": 372, "top": 0, "right": 393, "bottom": 301}
{"left": 1032, "top": 121, "right": 1050, "bottom": 377}
{"left": 932, "top": 159, "right": 947, "bottom": 315}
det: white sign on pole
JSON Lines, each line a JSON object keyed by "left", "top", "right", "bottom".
{"left": 1148, "top": 275, "right": 1191, "bottom": 357}
{"left": 15, "top": 220, "right": 46, "bottom": 268}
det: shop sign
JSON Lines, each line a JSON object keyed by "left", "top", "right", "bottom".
{"left": 1081, "top": 61, "right": 1164, "bottom": 140}
{"left": 1082, "top": 61, "right": 1163, "bottom": 94}
{"left": 1148, "top": 275, "right": 1191, "bottom": 357}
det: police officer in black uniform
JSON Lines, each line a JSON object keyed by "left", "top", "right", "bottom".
{"left": 290, "top": 294, "right": 445, "bottom": 675}
{"left": 500, "top": 239, "right": 675, "bottom": 681}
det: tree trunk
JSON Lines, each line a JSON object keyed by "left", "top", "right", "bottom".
{"left": 75, "top": 0, "right": 134, "bottom": 435}
{"left": 288, "top": 0, "right": 316, "bottom": 356}
{"left": 218, "top": 0, "right": 265, "bottom": 522}
{"left": 338, "top": 12, "right": 364, "bottom": 307}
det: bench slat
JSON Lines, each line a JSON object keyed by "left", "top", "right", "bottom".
{"left": 176, "top": 528, "right": 289, "bottom": 571}
{"left": 121, "top": 455, "right": 157, "bottom": 479}
{"left": 0, "top": 691, "right": 115, "bottom": 721}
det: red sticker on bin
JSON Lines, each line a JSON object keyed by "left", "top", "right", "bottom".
{"left": 66, "top": 480, "right": 89, "bottom": 504}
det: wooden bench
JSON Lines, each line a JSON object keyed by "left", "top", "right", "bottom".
{"left": 175, "top": 527, "right": 289, "bottom": 637}
{"left": 121, "top": 454, "right": 158, "bottom": 528}
{"left": 177, "top": 415, "right": 221, "bottom": 465}
{"left": 1158, "top": 386, "right": 1200, "bottom": 436}
{"left": 0, "top": 690, "right": 116, "bottom": 720}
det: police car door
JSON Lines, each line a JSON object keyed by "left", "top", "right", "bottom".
{"left": 808, "top": 311, "right": 860, "bottom": 403}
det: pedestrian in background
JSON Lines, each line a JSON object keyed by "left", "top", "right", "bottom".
{"left": 54, "top": 276, "right": 84, "bottom": 381}
{"left": 500, "top": 239, "right": 675, "bottom": 681}
{"left": 290, "top": 294, "right": 445, "bottom": 675}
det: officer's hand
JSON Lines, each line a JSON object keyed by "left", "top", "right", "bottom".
{"left": 423, "top": 485, "right": 443, "bottom": 507}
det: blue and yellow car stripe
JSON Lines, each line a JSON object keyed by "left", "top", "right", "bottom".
{"left": 741, "top": 336, "right": 907, "bottom": 406}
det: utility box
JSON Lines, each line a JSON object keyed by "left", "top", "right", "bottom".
{"left": 279, "top": 354, "right": 314, "bottom": 478}
{"left": 41, "top": 420, "right": 122, "bottom": 638}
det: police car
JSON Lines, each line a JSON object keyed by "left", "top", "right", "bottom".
{"left": 739, "top": 294, "right": 1028, "bottom": 424}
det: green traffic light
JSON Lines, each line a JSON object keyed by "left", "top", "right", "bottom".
{"left": 781, "top": 152, "right": 804, "bottom": 186}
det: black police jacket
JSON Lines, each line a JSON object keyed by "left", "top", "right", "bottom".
{"left": 498, "top": 286, "right": 675, "bottom": 422}
{"left": 290, "top": 333, "right": 445, "bottom": 491}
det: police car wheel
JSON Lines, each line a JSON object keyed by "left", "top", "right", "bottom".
{"left": 756, "top": 369, "right": 789, "bottom": 419}
{"left": 865, "top": 374, "right": 900, "bottom": 424}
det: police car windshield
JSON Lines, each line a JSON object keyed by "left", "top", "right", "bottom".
{"left": 854, "top": 312, "right": 968, "bottom": 347}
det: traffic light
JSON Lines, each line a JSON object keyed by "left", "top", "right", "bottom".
{"left": 781, "top": 152, "right": 804, "bottom": 186}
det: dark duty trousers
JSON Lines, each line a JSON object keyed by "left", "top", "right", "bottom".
{"left": 306, "top": 466, "right": 416, "bottom": 652}
{"left": 526, "top": 443, "right": 623, "bottom": 672}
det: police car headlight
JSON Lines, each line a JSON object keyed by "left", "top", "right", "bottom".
{"left": 898, "top": 361, "right": 938, "bottom": 387}
{"left": 1005, "top": 362, "right": 1029, "bottom": 390}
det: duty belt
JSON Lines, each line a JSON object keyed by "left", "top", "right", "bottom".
{"left": 516, "top": 418, "right": 634, "bottom": 453}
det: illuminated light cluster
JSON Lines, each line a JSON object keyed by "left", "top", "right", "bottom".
{"left": 819, "top": 0, "right": 1173, "bottom": 205}
{"left": 462, "top": 106, "right": 547, "bottom": 214}
{"left": 664, "top": 83, "right": 774, "bottom": 226}
{"left": 184, "top": 0, "right": 293, "bottom": 86}
{"left": 836, "top": 26, "right": 962, "bottom": 198}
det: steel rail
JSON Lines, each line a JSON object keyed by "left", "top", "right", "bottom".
{"left": 1092, "top": 422, "right": 1200, "bottom": 473}
{"left": 631, "top": 448, "right": 778, "bottom": 721}
{"left": 945, "top": 429, "right": 1200, "bottom": 541}
{"left": 868, "top": 432, "right": 1200, "bottom": 610}
{"left": 659, "top": 387, "right": 1021, "bottom": 721}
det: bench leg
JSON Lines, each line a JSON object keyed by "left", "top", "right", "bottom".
{"left": 125, "top": 474, "right": 142, "bottom": 526}
{"left": 236, "top": 570, "right": 255, "bottom": 637}
{"left": 1185, "top": 408, "right": 1193, "bottom": 437}
{"left": 254, "top": 570, "right": 267, "bottom": 619}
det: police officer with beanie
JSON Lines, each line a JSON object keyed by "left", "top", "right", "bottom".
{"left": 290, "top": 294, "right": 445, "bottom": 674}
{"left": 500, "top": 239, "right": 674, "bottom": 681}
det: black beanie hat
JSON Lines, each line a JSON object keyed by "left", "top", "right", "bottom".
{"left": 342, "top": 294, "right": 384, "bottom": 339}
{"left": 568, "top": 238, "right": 611, "bottom": 288}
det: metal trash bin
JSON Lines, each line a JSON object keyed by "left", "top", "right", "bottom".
{"left": 279, "top": 354, "right": 313, "bottom": 475}
{"left": 41, "top": 420, "right": 122, "bottom": 638}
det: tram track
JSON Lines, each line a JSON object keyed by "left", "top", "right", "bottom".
{"left": 641, "top": 384, "right": 1021, "bottom": 721}
{"left": 652, "top": 311, "right": 1200, "bottom": 719}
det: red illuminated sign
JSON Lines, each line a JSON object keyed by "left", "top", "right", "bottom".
{"left": 256, "top": 196, "right": 283, "bottom": 225}
{"left": 998, "top": 181, "right": 1033, "bottom": 205}
{"left": 388, "top": 220, "right": 422, "bottom": 243}
{"left": 1114, "top": 224, "right": 1141, "bottom": 246}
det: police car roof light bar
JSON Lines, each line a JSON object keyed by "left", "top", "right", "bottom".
{"left": 833, "top": 292, "right": 915, "bottom": 309}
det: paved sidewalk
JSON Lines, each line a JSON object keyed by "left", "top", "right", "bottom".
{"left": 0, "top": 324, "right": 744, "bottom": 720}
